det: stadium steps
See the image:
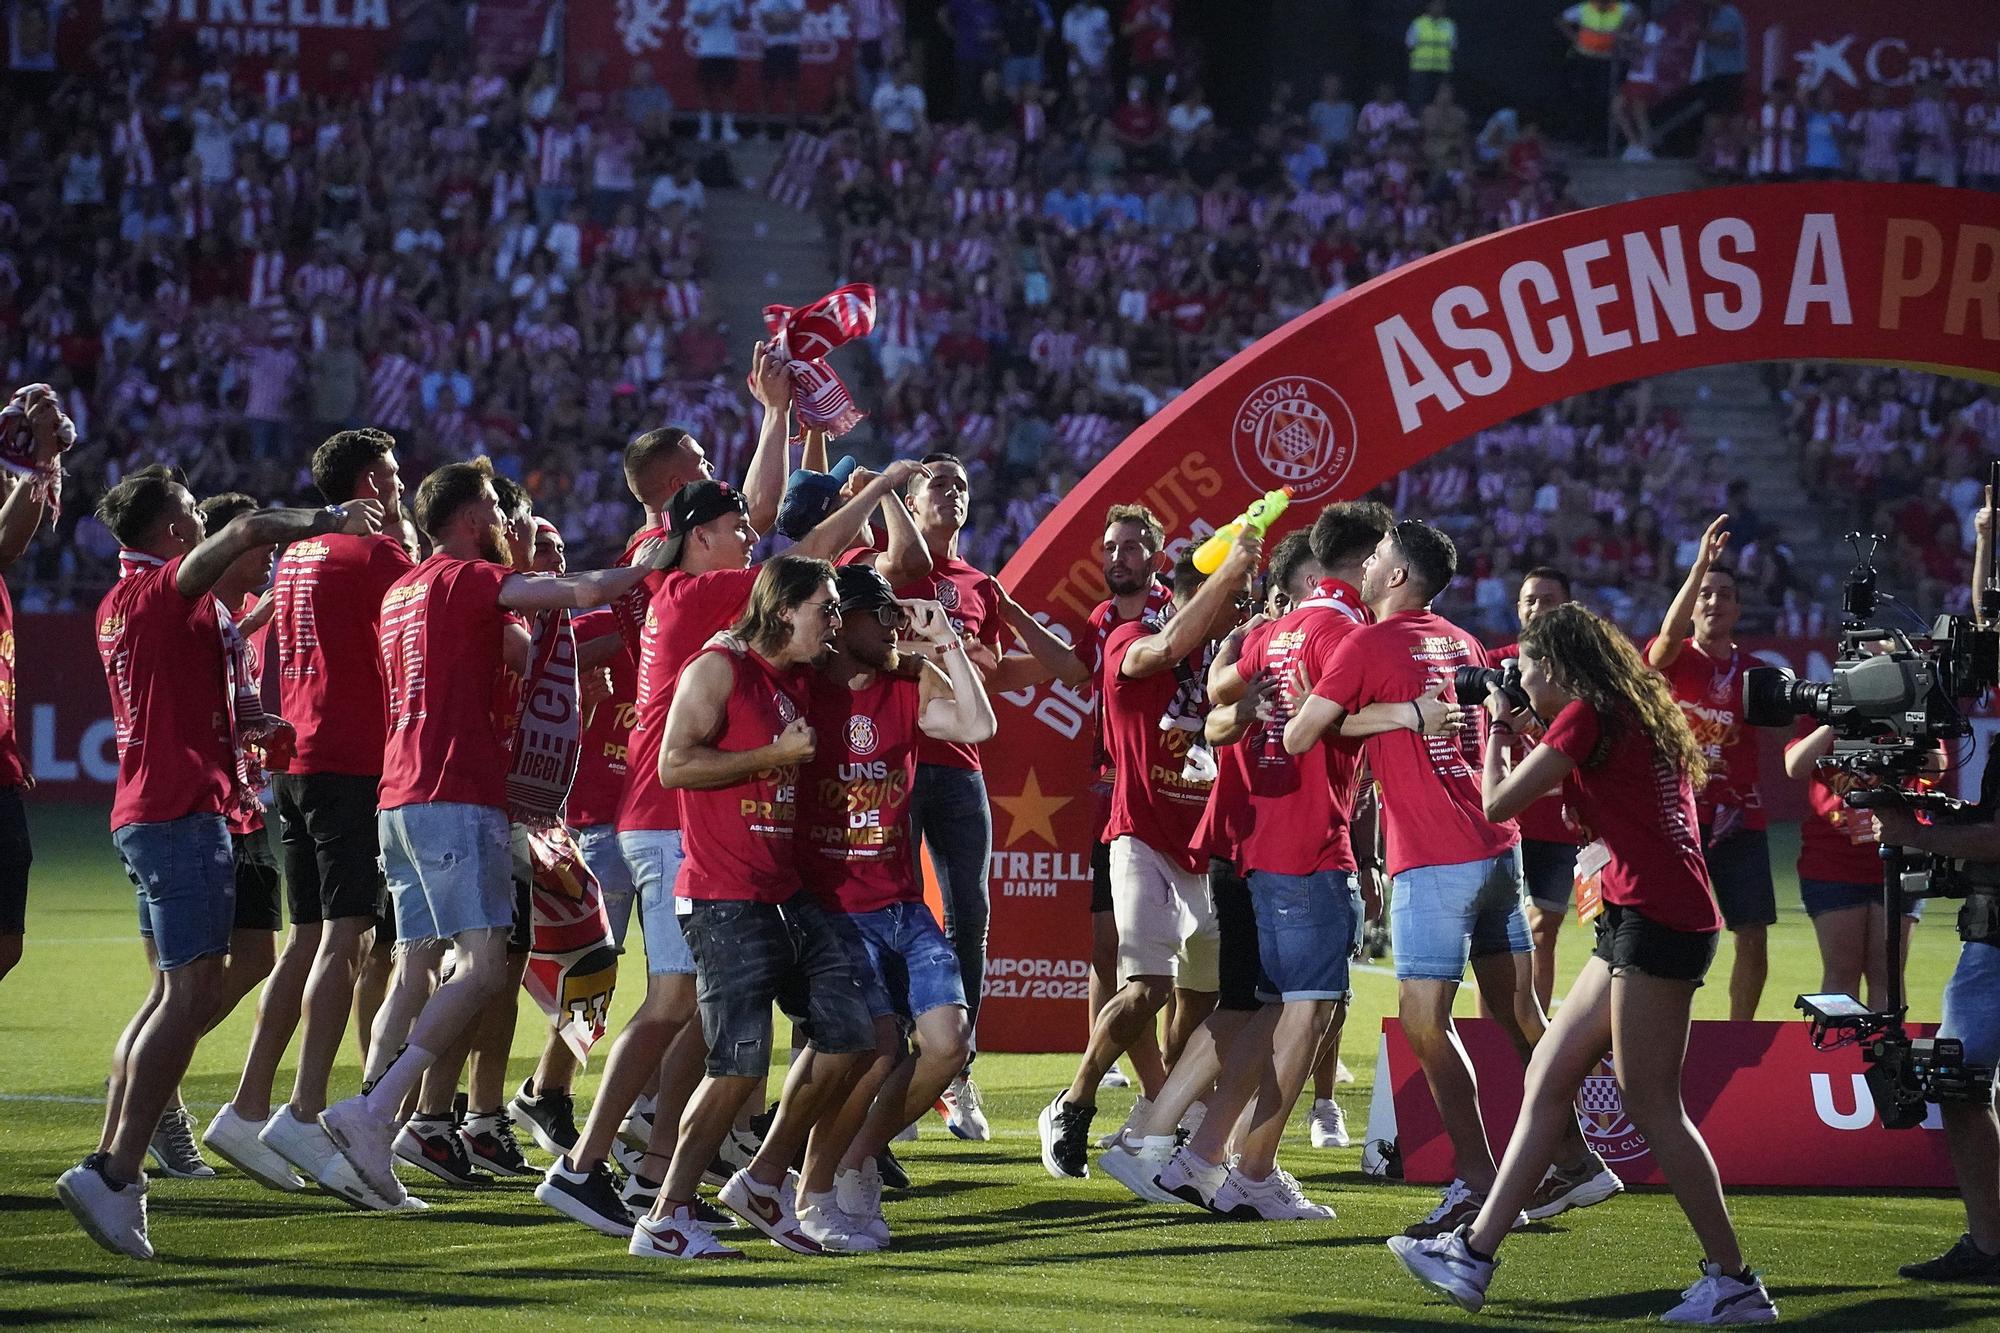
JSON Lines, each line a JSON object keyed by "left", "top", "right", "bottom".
{"left": 703, "top": 136, "right": 836, "bottom": 382}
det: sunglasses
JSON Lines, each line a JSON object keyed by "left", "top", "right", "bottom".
{"left": 804, "top": 599, "right": 844, "bottom": 621}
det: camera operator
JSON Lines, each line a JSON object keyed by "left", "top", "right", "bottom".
{"left": 1649, "top": 514, "right": 1774, "bottom": 1022}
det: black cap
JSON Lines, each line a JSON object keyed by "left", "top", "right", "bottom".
{"left": 834, "top": 564, "right": 897, "bottom": 615}
{"left": 659, "top": 479, "right": 749, "bottom": 568}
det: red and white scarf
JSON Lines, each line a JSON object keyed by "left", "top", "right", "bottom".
{"left": 756, "top": 284, "right": 876, "bottom": 438}
{"left": 0, "top": 383, "right": 71, "bottom": 520}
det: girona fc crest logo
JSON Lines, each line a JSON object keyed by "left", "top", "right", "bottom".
{"left": 1575, "top": 1054, "right": 1650, "bottom": 1163}
{"left": 1231, "top": 375, "right": 1356, "bottom": 503}
{"left": 847, "top": 715, "right": 879, "bottom": 755}
{"left": 935, "top": 579, "right": 961, "bottom": 611}
{"left": 775, "top": 693, "right": 799, "bottom": 725}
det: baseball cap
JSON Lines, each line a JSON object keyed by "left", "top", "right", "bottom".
{"left": 659, "top": 479, "right": 750, "bottom": 568}
{"left": 775, "top": 455, "right": 860, "bottom": 540}
{"left": 834, "top": 564, "right": 897, "bottom": 616}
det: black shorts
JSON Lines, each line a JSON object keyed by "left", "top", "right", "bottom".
{"left": 1210, "top": 857, "right": 1263, "bottom": 1013}
{"left": 763, "top": 44, "right": 800, "bottom": 82}
{"left": 1090, "top": 839, "right": 1112, "bottom": 914}
{"left": 697, "top": 56, "right": 737, "bottom": 92}
{"left": 682, "top": 891, "right": 875, "bottom": 1078}
{"left": 0, "top": 785, "right": 30, "bottom": 935}
{"left": 1590, "top": 902, "right": 1718, "bottom": 984}
{"left": 274, "top": 772, "right": 385, "bottom": 924}
{"left": 232, "top": 829, "right": 283, "bottom": 934}
{"left": 1522, "top": 838, "right": 1579, "bottom": 914}
{"left": 1698, "top": 825, "right": 1777, "bottom": 930}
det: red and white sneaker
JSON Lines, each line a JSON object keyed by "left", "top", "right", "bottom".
{"left": 629, "top": 1203, "right": 744, "bottom": 1261}
{"left": 719, "top": 1167, "right": 822, "bottom": 1255}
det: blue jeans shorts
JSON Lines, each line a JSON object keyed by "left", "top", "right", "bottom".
{"left": 117, "top": 812, "right": 235, "bottom": 971}
{"left": 1941, "top": 940, "right": 2000, "bottom": 1072}
{"left": 379, "top": 802, "right": 512, "bottom": 942}
{"left": 831, "top": 901, "right": 968, "bottom": 1021}
{"left": 618, "top": 829, "right": 696, "bottom": 975}
{"left": 575, "top": 823, "right": 638, "bottom": 948}
{"left": 1246, "top": 868, "right": 1358, "bottom": 1002}
{"left": 1390, "top": 849, "right": 1532, "bottom": 982}
{"left": 1799, "top": 876, "right": 1925, "bottom": 921}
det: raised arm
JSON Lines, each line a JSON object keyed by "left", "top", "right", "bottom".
{"left": 793, "top": 459, "right": 925, "bottom": 561}
{"left": 1649, "top": 513, "right": 1729, "bottom": 669}
{"left": 177, "top": 500, "right": 383, "bottom": 600}
{"left": 992, "top": 586, "right": 1089, "bottom": 690}
{"left": 1974, "top": 483, "right": 1993, "bottom": 627}
{"left": 913, "top": 602, "right": 998, "bottom": 744}
{"left": 741, "top": 341, "right": 795, "bottom": 535}
{"left": 872, "top": 472, "right": 934, "bottom": 587}
{"left": 500, "top": 538, "right": 669, "bottom": 611}
{"left": 1121, "top": 532, "right": 1260, "bottom": 681}
{"left": 1784, "top": 724, "right": 1836, "bottom": 781}
{"left": 659, "top": 651, "right": 817, "bottom": 790}
{"left": 0, "top": 474, "right": 48, "bottom": 572}
{"left": 1206, "top": 615, "right": 1267, "bottom": 707}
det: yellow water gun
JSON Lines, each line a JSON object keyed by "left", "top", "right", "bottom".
{"left": 1192, "top": 487, "right": 1293, "bottom": 574}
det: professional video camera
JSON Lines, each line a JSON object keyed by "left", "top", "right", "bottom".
{"left": 1750, "top": 473, "right": 2000, "bottom": 1129}
{"left": 1453, "top": 661, "right": 1526, "bottom": 712}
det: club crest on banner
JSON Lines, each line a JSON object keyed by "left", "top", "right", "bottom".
{"left": 847, "top": 715, "right": 878, "bottom": 756}
{"left": 1231, "top": 376, "right": 1356, "bottom": 502}
{"left": 1577, "top": 1053, "right": 1651, "bottom": 1164}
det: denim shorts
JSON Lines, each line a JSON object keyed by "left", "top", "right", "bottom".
{"left": 618, "top": 829, "right": 696, "bottom": 976}
{"left": 1247, "top": 868, "right": 1359, "bottom": 1002}
{"left": 831, "top": 901, "right": 967, "bottom": 1021}
{"left": 680, "top": 891, "right": 876, "bottom": 1078}
{"left": 379, "top": 802, "right": 513, "bottom": 942}
{"left": 1940, "top": 940, "right": 2000, "bottom": 1071}
{"left": 117, "top": 812, "right": 236, "bottom": 971}
{"left": 1390, "top": 849, "right": 1531, "bottom": 981}
{"left": 1799, "top": 876, "right": 1925, "bottom": 922}
{"left": 576, "top": 824, "right": 638, "bottom": 948}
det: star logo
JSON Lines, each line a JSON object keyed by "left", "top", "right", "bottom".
{"left": 991, "top": 768, "right": 1071, "bottom": 849}
{"left": 1794, "top": 35, "right": 1857, "bottom": 90}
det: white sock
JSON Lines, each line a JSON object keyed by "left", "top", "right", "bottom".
{"left": 362, "top": 1044, "right": 436, "bottom": 1116}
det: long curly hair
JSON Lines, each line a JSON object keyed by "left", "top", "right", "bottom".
{"left": 1518, "top": 603, "right": 1709, "bottom": 790}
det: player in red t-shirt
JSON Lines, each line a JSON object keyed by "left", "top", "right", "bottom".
{"left": 790, "top": 566, "right": 996, "bottom": 1251}
{"left": 631, "top": 556, "right": 877, "bottom": 1262}
{"left": 1646, "top": 513, "right": 1774, "bottom": 1022}
{"left": 1284, "top": 519, "right": 1604, "bottom": 1240}
{"left": 1037, "top": 531, "right": 1259, "bottom": 1181}
{"left": 1393, "top": 603, "right": 1775, "bottom": 1328}
{"left": 61, "top": 465, "right": 383, "bottom": 1260}
{"left": 895, "top": 453, "right": 1087, "bottom": 1141}
{"left": 317, "top": 457, "right": 673, "bottom": 1211}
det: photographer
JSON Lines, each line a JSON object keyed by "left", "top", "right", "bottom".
{"left": 1389, "top": 603, "right": 1776, "bottom": 1324}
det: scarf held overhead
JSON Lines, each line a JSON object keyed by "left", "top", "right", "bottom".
{"left": 757, "top": 283, "right": 876, "bottom": 438}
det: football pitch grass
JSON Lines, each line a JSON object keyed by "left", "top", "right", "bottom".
{"left": 1, "top": 806, "right": 1994, "bottom": 1330}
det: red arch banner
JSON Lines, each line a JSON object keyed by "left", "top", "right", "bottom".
{"left": 975, "top": 182, "right": 2000, "bottom": 1052}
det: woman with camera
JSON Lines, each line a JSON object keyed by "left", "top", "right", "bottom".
{"left": 1388, "top": 602, "right": 1778, "bottom": 1326}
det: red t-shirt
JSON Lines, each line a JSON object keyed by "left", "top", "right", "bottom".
{"left": 377, "top": 554, "right": 512, "bottom": 811}
{"left": 273, "top": 532, "right": 416, "bottom": 777}
{"left": 566, "top": 609, "right": 636, "bottom": 829}
{"left": 896, "top": 555, "right": 1004, "bottom": 771}
{"left": 0, "top": 576, "right": 24, "bottom": 787}
{"left": 98, "top": 555, "right": 233, "bottom": 830}
{"left": 618, "top": 564, "right": 761, "bottom": 833}
{"left": 1543, "top": 699, "right": 1722, "bottom": 934}
{"left": 1787, "top": 721, "right": 1882, "bottom": 884}
{"left": 675, "top": 646, "right": 810, "bottom": 904}
{"left": 797, "top": 668, "right": 921, "bottom": 912}
{"left": 1492, "top": 640, "right": 1583, "bottom": 847}
{"left": 1318, "top": 608, "right": 1518, "bottom": 878}
{"left": 1648, "top": 637, "right": 1765, "bottom": 830}
{"left": 1101, "top": 620, "right": 1213, "bottom": 873}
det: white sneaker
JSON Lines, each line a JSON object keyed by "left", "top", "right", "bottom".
{"left": 1622, "top": 144, "right": 1657, "bottom": 163}
{"left": 1308, "top": 1098, "right": 1350, "bottom": 1149}
{"left": 833, "top": 1161, "right": 891, "bottom": 1247}
{"left": 1661, "top": 1262, "right": 1779, "bottom": 1325}
{"left": 1178, "top": 1100, "right": 1207, "bottom": 1138}
{"left": 1098, "top": 1132, "right": 1178, "bottom": 1204}
{"left": 1388, "top": 1225, "right": 1495, "bottom": 1313}
{"left": 891, "top": 1119, "right": 919, "bottom": 1143}
{"left": 204, "top": 1104, "right": 304, "bottom": 1191}
{"left": 630, "top": 1203, "right": 744, "bottom": 1260}
{"left": 719, "top": 1168, "right": 821, "bottom": 1254}
{"left": 1334, "top": 1059, "right": 1355, "bottom": 1084}
{"left": 800, "top": 1190, "right": 881, "bottom": 1253}
{"left": 697, "top": 112, "right": 715, "bottom": 142}
{"left": 1156, "top": 1144, "right": 1226, "bottom": 1212}
{"left": 56, "top": 1157, "right": 153, "bottom": 1260}
{"left": 320, "top": 1096, "right": 405, "bottom": 1205}
{"left": 1098, "top": 1095, "right": 1153, "bottom": 1149}
{"left": 1524, "top": 1157, "right": 1626, "bottom": 1220}
{"left": 1098, "top": 1065, "right": 1132, "bottom": 1090}
{"left": 720, "top": 114, "right": 741, "bottom": 144}
{"left": 1212, "top": 1166, "right": 1337, "bottom": 1221}
{"left": 259, "top": 1108, "right": 408, "bottom": 1211}
{"left": 939, "top": 1073, "right": 991, "bottom": 1141}
{"left": 701, "top": 1125, "right": 761, "bottom": 1188}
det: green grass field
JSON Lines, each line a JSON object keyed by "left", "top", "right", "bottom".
{"left": 1, "top": 806, "right": 1994, "bottom": 1330}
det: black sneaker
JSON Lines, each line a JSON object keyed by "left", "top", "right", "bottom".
{"left": 700, "top": 1127, "right": 758, "bottom": 1188}
{"left": 1901, "top": 1234, "right": 2000, "bottom": 1283}
{"left": 509, "top": 1078, "right": 580, "bottom": 1155}
{"left": 694, "top": 1194, "right": 739, "bottom": 1230}
{"left": 875, "top": 1146, "right": 910, "bottom": 1191}
{"left": 394, "top": 1116, "right": 492, "bottom": 1188}
{"left": 534, "top": 1157, "right": 634, "bottom": 1238}
{"left": 620, "top": 1169, "right": 661, "bottom": 1215}
{"left": 459, "top": 1110, "right": 536, "bottom": 1177}
{"left": 1037, "top": 1092, "right": 1095, "bottom": 1180}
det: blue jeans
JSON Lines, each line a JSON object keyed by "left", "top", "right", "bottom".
{"left": 1246, "top": 869, "right": 1358, "bottom": 1002}
{"left": 908, "top": 764, "right": 991, "bottom": 1044}
{"left": 618, "top": 828, "right": 696, "bottom": 975}
{"left": 832, "top": 901, "right": 968, "bottom": 1021}
{"left": 115, "top": 812, "right": 235, "bottom": 971}
{"left": 1390, "top": 850, "right": 1531, "bottom": 981}
{"left": 379, "top": 802, "right": 512, "bottom": 942}
{"left": 575, "top": 823, "right": 637, "bottom": 948}
{"left": 1941, "top": 940, "right": 2000, "bottom": 1070}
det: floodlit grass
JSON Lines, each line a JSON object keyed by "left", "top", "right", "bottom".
{"left": 1, "top": 806, "right": 1992, "bottom": 1329}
